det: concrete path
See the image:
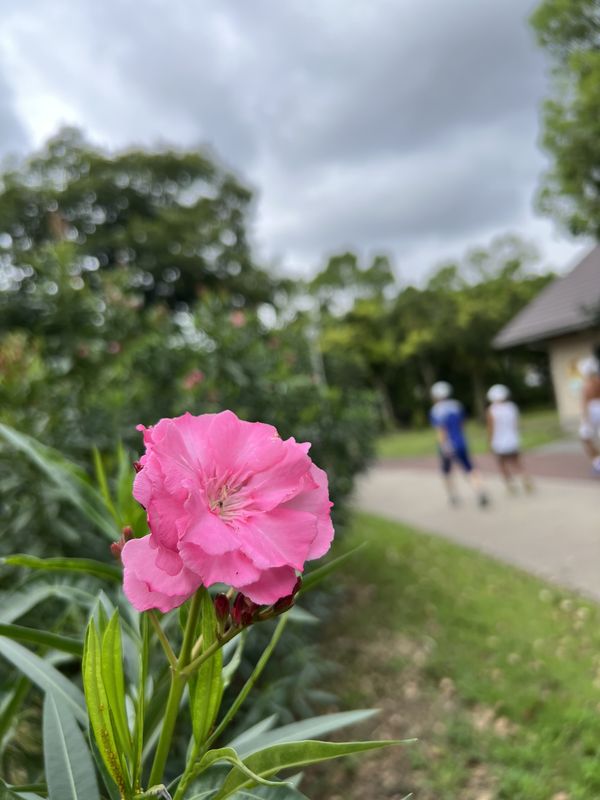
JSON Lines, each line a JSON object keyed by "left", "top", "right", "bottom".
{"left": 354, "top": 466, "right": 600, "bottom": 601}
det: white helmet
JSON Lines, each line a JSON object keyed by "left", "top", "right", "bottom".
{"left": 578, "top": 356, "right": 599, "bottom": 378}
{"left": 487, "top": 384, "right": 510, "bottom": 403}
{"left": 431, "top": 381, "right": 452, "bottom": 401}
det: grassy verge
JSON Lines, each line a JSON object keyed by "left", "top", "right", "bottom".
{"left": 305, "top": 512, "right": 600, "bottom": 799}
{"left": 377, "top": 408, "right": 564, "bottom": 460}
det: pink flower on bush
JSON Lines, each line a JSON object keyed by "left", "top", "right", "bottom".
{"left": 182, "top": 369, "right": 204, "bottom": 390}
{"left": 229, "top": 310, "right": 246, "bottom": 328}
{"left": 122, "top": 411, "right": 334, "bottom": 612}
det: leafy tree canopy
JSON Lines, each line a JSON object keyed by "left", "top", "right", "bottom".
{"left": 530, "top": 0, "right": 600, "bottom": 235}
{"left": 0, "top": 127, "right": 274, "bottom": 309}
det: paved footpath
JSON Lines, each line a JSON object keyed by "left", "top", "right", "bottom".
{"left": 354, "top": 451, "right": 600, "bottom": 601}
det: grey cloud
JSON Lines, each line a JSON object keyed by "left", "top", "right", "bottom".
{"left": 0, "top": 0, "right": 580, "bottom": 276}
{"left": 0, "top": 61, "right": 28, "bottom": 157}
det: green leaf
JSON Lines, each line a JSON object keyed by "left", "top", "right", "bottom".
{"left": 43, "top": 693, "right": 100, "bottom": 800}
{"left": 101, "top": 613, "right": 132, "bottom": 760}
{"left": 226, "top": 716, "right": 277, "bottom": 754}
{"left": 0, "top": 623, "right": 82, "bottom": 657}
{"left": 0, "top": 583, "right": 98, "bottom": 624}
{"left": 82, "top": 623, "right": 128, "bottom": 795}
{"left": 132, "top": 613, "right": 149, "bottom": 789}
{"left": 195, "top": 748, "right": 281, "bottom": 790}
{"left": 0, "top": 423, "right": 117, "bottom": 541}
{"left": 299, "top": 543, "right": 367, "bottom": 594}
{"left": 222, "top": 632, "right": 246, "bottom": 689}
{"left": 229, "top": 786, "right": 309, "bottom": 799}
{"left": 0, "top": 778, "right": 43, "bottom": 799}
{"left": 93, "top": 447, "right": 119, "bottom": 526}
{"left": 0, "top": 676, "right": 30, "bottom": 749}
{"left": 1, "top": 554, "right": 121, "bottom": 583}
{"left": 0, "top": 637, "right": 86, "bottom": 723}
{"left": 191, "top": 590, "right": 224, "bottom": 745}
{"left": 214, "top": 739, "right": 404, "bottom": 799}
{"left": 231, "top": 710, "right": 379, "bottom": 758}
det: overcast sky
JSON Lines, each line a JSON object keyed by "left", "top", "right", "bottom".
{"left": 0, "top": 0, "right": 588, "bottom": 280}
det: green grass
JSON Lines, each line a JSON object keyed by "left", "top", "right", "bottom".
{"left": 318, "top": 512, "right": 600, "bottom": 799}
{"left": 376, "top": 407, "right": 564, "bottom": 460}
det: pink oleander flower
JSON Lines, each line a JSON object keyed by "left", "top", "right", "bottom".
{"left": 182, "top": 369, "right": 205, "bottom": 390}
{"left": 122, "top": 410, "right": 334, "bottom": 612}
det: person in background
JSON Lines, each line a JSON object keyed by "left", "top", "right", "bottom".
{"left": 486, "top": 384, "right": 533, "bottom": 493}
{"left": 430, "top": 381, "right": 489, "bottom": 507}
{"left": 578, "top": 356, "right": 600, "bottom": 475}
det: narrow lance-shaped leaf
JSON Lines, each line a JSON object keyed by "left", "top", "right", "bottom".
{"left": 0, "top": 623, "right": 82, "bottom": 657}
{"left": 0, "top": 778, "right": 44, "bottom": 799}
{"left": 92, "top": 447, "right": 120, "bottom": 526}
{"left": 230, "top": 709, "right": 379, "bottom": 759}
{"left": 43, "top": 693, "right": 100, "bottom": 800}
{"left": 214, "top": 739, "right": 405, "bottom": 799}
{"left": 82, "top": 623, "right": 129, "bottom": 796}
{"left": 0, "top": 583, "right": 99, "bottom": 625}
{"left": 191, "top": 590, "right": 224, "bottom": 745}
{"left": 0, "top": 554, "right": 121, "bottom": 583}
{"left": 299, "top": 543, "right": 367, "bottom": 595}
{"left": 225, "top": 785, "right": 309, "bottom": 799}
{"left": 0, "top": 637, "right": 86, "bottom": 724}
{"left": 0, "top": 423, "right": 117, "bottom": 541}
{"left": 101, "top": 613, "right": 132, "bottom": 761}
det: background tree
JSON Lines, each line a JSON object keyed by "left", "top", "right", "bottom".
{"left": 0, "top": 127, "right": 274, "bottom": 309}
{"left": 316, "top": 237, "right": 555, "bottom": 426}
{"left": 530, "top": 0, "right": 600, "bottom": 235}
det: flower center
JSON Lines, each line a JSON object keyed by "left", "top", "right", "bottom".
{"left": 208, "top": 483, "right": 247, "bottom": 521}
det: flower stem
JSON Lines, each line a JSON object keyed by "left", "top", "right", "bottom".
{"left": 147, "top": 589, "right": 204, "bottom": 788}
{"left": 148, "top": 611, "right": 177, "bottom": 669}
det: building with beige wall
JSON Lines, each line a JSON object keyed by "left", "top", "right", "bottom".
{"left": 494, "top": 246, "right": 600, "bottom": 430}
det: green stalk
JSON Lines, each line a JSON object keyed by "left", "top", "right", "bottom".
{"left": 148, "top": 611, "right": 177, "bottom": 669}
{"left": 173, "top": 614, "right": 288, "bottom": 800}
{"left": 147, "top": 589, "right": 204, "bottom": 788}
{"left": 206, "top": 613, "right": 288, "bottom": 748}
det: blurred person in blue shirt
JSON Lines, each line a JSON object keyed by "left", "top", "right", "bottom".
{"left": 430, "top": 381, "right": 489, "bottom": 507}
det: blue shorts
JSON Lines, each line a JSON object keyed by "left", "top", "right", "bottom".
{"left": 439, "top": 445, "right": 473, "bottom": 474}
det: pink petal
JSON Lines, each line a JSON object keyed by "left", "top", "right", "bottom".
{"left": 178, "top": 542, "right": 261, "bottom": 588}
{"left": 205, "top": 411, "right": 285, "bottom": 479}
{"left": 181, "top": 492, "right": 240, "bottom": 555}
{"left": 121, "top": 536, "right": 201, "bottom": 612}
{"left": 239, "top": 508, "right": 317, "bottom": 571}
{"left": 238, "top": 565, "right": 299, "bottom": 605}
{"left": 242, "top": 438, "right": 313, "bottom": 512}
{"left": 282, "top": 465, "right": 334, "bottom": 560}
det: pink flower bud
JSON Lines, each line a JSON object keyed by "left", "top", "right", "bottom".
{"left": 133, "top": 461, "right": 143, "bottom": 473}
{"left": 122, "top": 526, "right": 134, "bottom": 541}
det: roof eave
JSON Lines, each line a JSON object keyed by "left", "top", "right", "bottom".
{"left": 493, "top": 320, "right": 594, "bottom": 350}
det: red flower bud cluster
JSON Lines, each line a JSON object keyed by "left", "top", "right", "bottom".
{"left": 213, "top": 577, "right": 303, "bottom": 634}
{"left": 110, "top": 526, "right": 134, "bottom": 561}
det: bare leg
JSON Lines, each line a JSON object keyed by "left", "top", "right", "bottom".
{"left": 580, "top": 436, "right": 600, "bottom": 474}
{"left": 582, "top": 437, "right": 599, "bottom": 460}
{"left": 464, "top": 469, "right": 490, "bottom": 506}
{"left": 508, "top": 454, "right": 534, "bottom": 492}
{"left": 497, "top": 455, "right": 516, "bottom": 492}
{"left": 443, "top": 472, "right": 459, "bottom": 505}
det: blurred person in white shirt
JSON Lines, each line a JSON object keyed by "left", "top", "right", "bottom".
{"left": 578, "top": 356, "right": 600, "bottom": 475}
{"left": 486, "top": 384, "right": 533, "bottom": 493}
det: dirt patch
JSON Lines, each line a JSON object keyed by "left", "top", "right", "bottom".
{"left": 301, "top": 587, "right": 499, "bottom": 799}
